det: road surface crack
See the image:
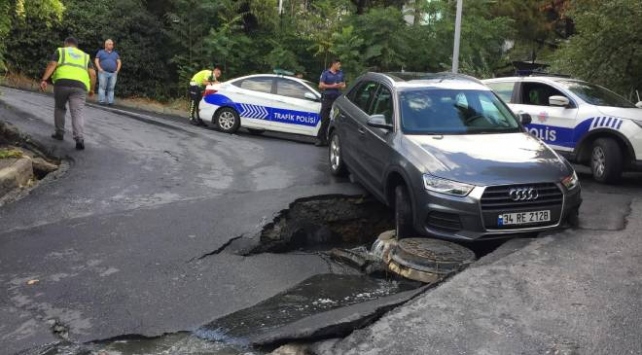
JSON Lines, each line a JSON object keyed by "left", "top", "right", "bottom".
{"left": 163, "top": 150, "right": 179, "bottom": 162}
{"left": 47, "top": 318, "right": 70, "bottom": 340}
{"left": 189, "top": 234, "right": 243, "bottom": 262}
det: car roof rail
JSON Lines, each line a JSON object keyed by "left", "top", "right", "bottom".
{"left": 273, "top": 68, "right": 295, "bottom": 76}
{"left": 385, "top": 71, "right": 483, "bottom": 84}
{"left": 516, "top": 69, "right": 571, "bottom": 78}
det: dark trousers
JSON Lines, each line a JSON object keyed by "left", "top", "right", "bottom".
{"left": 317, "top": 96, "right": 337, "bottom": 142}
{"left": 188, "top": 84, "right": 202, "bottom": 120}
{"left": 54, "top": 85, "right": 87, "bottom": 141}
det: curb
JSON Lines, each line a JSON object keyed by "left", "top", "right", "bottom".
{"left": 1, "top": 85, "right": 195, "bottom": 136}
{"left": 85, "top": 102, "right": 196, "bottom": 135}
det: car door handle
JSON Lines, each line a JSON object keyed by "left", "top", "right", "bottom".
{"left": 358, "top": 127, "right": 366, "bottom": 135}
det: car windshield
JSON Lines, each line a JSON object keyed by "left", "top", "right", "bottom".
{"left": 558, "top": 80, "right": 636, "bottom": 108}
{"left": 399, "top": 88, "right": 521, "bottom": 135}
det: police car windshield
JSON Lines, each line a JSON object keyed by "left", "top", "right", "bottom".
{"left": 559, "top": 80, "right": 636, "bottom": 108}
{"left": 400, "top": 88, "right": 520, "bottom": 135}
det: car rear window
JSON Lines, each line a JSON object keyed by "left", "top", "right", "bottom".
{"left": 235, "top": 77, "right": 273, "bottom": 93}
{"left": 400, "top": 88, "right": 520, "bottom": 135}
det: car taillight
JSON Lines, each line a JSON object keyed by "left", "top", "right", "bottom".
{"left": 203, "top": 89, "right": 217, "bottom": 96}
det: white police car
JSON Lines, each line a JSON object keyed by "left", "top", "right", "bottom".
{"left": 197, "top": 73, "right": 322, "bottom": 137}
{"left": 483, "top": 75, "right": 642, "bottom": 183}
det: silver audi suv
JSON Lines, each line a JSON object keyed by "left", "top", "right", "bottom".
{"left": 327, "top": 72, "right": 582, "bottom": 241}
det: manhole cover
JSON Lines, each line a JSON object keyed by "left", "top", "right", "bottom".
{"left": 389, "top": 238, "right": 476, "bottom": 275}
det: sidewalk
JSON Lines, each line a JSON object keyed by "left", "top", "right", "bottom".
{"left": 318, "top": 198, "right": 642, "bottom": 354}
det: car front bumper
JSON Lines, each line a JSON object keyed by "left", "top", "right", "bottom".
{"left": 415, "top": 182, "right": 582, "bottom": 241}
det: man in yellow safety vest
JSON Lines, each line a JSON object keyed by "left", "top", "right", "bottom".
{"left": 188, "top": 65, "right": 221, "bottom": 126}
{"left": 40, "top": 37, "right": 97, "bottom": 150}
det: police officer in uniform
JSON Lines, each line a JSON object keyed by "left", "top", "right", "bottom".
{"left": 40, "top": 37, "right": 96, "bottom": 150}
{"left": 188, "top": 65, "right": 221, "bottom": 125}
{"left": 316, "top": 59, "right": 345, "bottom": 146}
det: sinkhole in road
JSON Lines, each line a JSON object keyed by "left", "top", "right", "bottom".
{"left": 22, "top": 196, "right": 512, "bottom": 355}
{"left": 245, "top": 195, "right": 396, "bottom": 254}
{"left": 243, "top": 194, "right": 508, "bottom": 261}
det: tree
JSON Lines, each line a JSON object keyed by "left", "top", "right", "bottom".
{"left": 490, "top": 0, "right": 572, "bottom": 64}
{"left": 351, "top": 7, "right": 410, "bottom": 71}
{"left": 329, "top": 25, "right": 365, "bottom": 81}
{"left": 552, "top": 0, "right": 642, "bottom": 99}
{"left": 0, "top": 0, "right": 64, "bottom": 70}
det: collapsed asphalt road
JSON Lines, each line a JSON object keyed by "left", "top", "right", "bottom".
{"left": 2, "top": 87, "right": 641, "bottom": 355}
{"left": 0, "top": 87, "right": 370, "bottom": 354}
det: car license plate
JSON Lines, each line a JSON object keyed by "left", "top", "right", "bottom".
{"left": 498, "top": 210, "right": 550, "bottom": 226}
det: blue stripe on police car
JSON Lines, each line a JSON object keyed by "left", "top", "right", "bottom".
{"left": 591, "top": 116, "right": 621, "bottom": 129}
{"left": 238, "top": 103, "right": 269, "bottom": 119}
{"left": 203, "top": 92, "right": 319, "bottom": 127}
{"left": 527, "top": 115, "right": 626, "bottom": 149}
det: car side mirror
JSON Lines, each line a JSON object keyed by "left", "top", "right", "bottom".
{"left": 304, "top": 92, "right": 320, "bottom": 102}
{"left": 367, "top": 114, "right": 393, "bottom": 130}
{"left": 635, "top": 101, "right": 642, "bottom": 108}
{"left": 519, "top": 113, "right": 532, "bottom": 125}
{"left": 549, "top": 95, "right": 570, "bottom": 107}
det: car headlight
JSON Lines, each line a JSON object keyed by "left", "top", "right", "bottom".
{"left": 423, "top": 174, "right": 474, "bottom": 196}
{"left": 632, "top": 119, "right": 642, "bottom": 129}
{"left": 561, "top": 171, "right": 580, "bottom": 190}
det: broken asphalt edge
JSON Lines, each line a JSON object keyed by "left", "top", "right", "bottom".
{"left": 249, "top": 239, "right": 536, "bottom": 349}
{"left": 248, "top": 284, "right": 433, "bottom": 349}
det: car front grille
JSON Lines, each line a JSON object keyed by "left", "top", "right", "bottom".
{"left": 480, "top": 183, "right": 563, "bottom": 229}
{"left": 481, "top": 183, "right": 563, "bottom": 211}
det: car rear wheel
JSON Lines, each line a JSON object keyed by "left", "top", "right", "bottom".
{"left": 329, "top": 131, "right": 348, "bottom": 177}
{"left": 214, "top": 108, "right": 240, "bottom": 133}
{"left": 395, "top": 185, "right": 414, "bottom": 239}
{"left": 591, "top": 138, "right": 622, "bottom": 184}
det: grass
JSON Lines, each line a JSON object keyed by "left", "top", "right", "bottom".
{"left": 0, "top": 148, "right": 23, "bottom": 159}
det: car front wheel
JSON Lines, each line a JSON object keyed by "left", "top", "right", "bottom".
{"left": 591, "top": 138, "right": 622, "bottom": 184}
{"left": 214, "top": 108, "right": 240, "bottom": 133}
{"left": 329, "top": 131, "right": 348, "bottom": 177}
{"left": 395, "top": 185, "right": 414, "bottom": 239}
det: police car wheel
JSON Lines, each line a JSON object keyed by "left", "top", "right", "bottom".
{"left": 329, "top": 132, "right": 348, "bottom": 177}
{"left": 395, "top": 185, "right": 414, "bottom": 240}
{"left": 215, "top": 108, "right": 240, "bottom": 133}
{"left": 590, "top": 138, "right": 622, "bottom": 184}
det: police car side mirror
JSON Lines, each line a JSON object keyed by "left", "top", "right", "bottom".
{"left": 635, "top": 101, "right": 642, "bottom": 108}
{"left": 519, "top": 113, "right": 532, "bottom": 125}
{"left": 304, "top": 92, "right": 320, "bottom": 102}
{"left": 549, "top": 95, "right": 570, "bottom": 107}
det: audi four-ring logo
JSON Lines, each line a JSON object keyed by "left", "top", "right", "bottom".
{"left": 508, "top": 187, "right": 539, "bottom": 201}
